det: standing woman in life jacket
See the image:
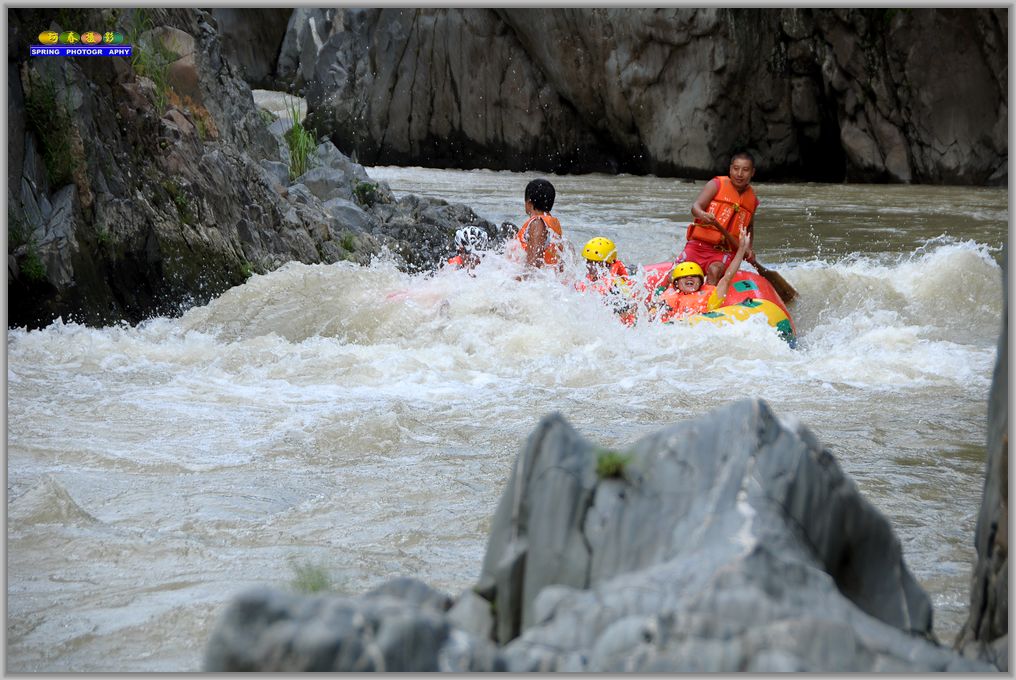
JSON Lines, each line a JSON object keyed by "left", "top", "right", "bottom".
{"left": 677, "top": 151, "right": 759, "bottom": 285}
{"left": 516, "top": 178, "right": 564, "bottom": 272}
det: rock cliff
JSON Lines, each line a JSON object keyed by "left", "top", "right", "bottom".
{"left": 253, "top": 8, "right": 1005, "bottom": 184}
{"left": 203, "top": 398, "right": 999, "bottom": 671}
{"left": 8, "top": 8, "right": 496, "bottom": 330}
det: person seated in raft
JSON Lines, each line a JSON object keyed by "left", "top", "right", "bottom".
{"left": 577, "top": 237, "right": 637, "bottom": 325}
{"left": 514, "top": 178, "right": 564, "bottom": 273}
{"left": 677, "top": 150, "right": 759, "bottom": 285}
{"left": 580, "top": 237, "right": 630, "bottom": 280}
{"left": 447, "top": 226, "right": 490, "bottom": 272}
{"left": 651, "top": 228, "right": 750, "bottom": 323}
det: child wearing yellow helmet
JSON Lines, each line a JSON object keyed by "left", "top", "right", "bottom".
{"left": 652, "top": 228, "right": 750, "bottom": 323}
{"left": 580, "top": 237, "right": 630, "bottom": 279}
{"left": 578, "top": 237, "right": 637, "bottom": 325}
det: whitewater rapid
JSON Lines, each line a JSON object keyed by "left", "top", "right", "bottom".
{"left": 7, "top": 168, "right": 1005, "bottom": 671}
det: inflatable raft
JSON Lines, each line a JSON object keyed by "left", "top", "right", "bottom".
{"left": 642, "top": 262, "right": 797, "bottom": 346}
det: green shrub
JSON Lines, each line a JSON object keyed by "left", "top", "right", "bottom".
{"left": 290, "top": 560, "right": 332, "bottom": 593}
{"left": 353, "top": 181, "right": 380, "bottom": 208}
{"left": 21, "top": 247, "right": 47, "bottom": 282}
{"left": 161, "top": 180, "right": 194, "bottom": 225}
{"left": 284, "top": 96, "right": 315, "bottom": 180}
{"left": 125, "top": 9, "right": 176, "bottom": 113}
{"left": 24, "top": 74, "right": 78, "bottom": 187}
{"left": 595, "top": 448, "right": 631, "bottom": 480}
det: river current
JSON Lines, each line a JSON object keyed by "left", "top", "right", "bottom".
{"left": 6, "top": 167, "right": 1006, "bottom": 671}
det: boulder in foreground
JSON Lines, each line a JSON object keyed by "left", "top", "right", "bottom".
{"left": 204, "top": 399, "right": 994, "bottom": 672}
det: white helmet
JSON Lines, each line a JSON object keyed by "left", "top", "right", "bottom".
{"left": 454, "top": 226, "right": 489, "bottom": 252}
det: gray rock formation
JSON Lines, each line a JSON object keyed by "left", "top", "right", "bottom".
{"left": 276, "top": 8, "right": 341, "bottom": 92}
{"left": 204, "top": 577, "right": 503, "bottom": 672}
{"left": 287, "top": 8, "right": 1005, "bottom": 184}
{"left": 955, "top": 244, "right": 1009, "bottom": 670}
{"left": 7, "top": 8, "right": 498, "bottom": 330}
{"left": 203, "top": 399, "right": 995, "bottom": 672}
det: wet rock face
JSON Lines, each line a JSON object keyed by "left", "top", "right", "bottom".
{"left": 281, "top": 8, "right": 1005, "bottom": 184}
{"left": 7, "top": 8, "right": 497, "bottom": 330}
{"left": 203, "top": 399, "right": 994, "bottom": 672}
{"left": 955, "top": 245, "right": 1008, "bottom": 670}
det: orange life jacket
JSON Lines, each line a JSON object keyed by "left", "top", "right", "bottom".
{"left": 659, "top": 284, "right": 718, "bottom": 322}
{"left": 516, "top": 213, "right": 563, "bottom": 266}
{"left": 609, "top": 260, "right": 628, "bottom": 277}
{"left": 686, "top": 177, "right": 758, "bottom": 250}
{"left": 447, "top": 255, "right": 464, "bottom": 267}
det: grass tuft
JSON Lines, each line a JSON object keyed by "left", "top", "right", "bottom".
{"left": 290, "top": 560, "right": 332, "bottom": 593}
{"left": 24, "top": 73, "right": 79, "bottom": 187}
{"left": 595, "top": 448, "right": 631, "bottom": 480}
{"left": 284, "top": 96, "right": 315, "bottom": 180}
{"left": 125, "top": 9, "right": 176, "bottom": 114}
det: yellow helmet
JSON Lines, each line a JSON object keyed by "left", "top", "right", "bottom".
{"left": 671, "top": 261, "right": 704, "bottom": 280}
{"left": 582, "top": 237, "right": 617, "bottom": 263}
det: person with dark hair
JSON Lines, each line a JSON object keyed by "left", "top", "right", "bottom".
{"left": 515, "top": 178, "right": 563, "bottom": 269}
{"left": 675, "top": 151, "right": 759, "bottom": 285}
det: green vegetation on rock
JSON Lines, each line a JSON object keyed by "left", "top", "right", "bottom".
{"left": 24, "top": 73, "right": 81, "bottom": 188}
{"left": 289, "top": 560, "right": 332, "bottom": 593}
{"left": 284, "top": 96, "right": 315, "bottom": 180}
{"left": 161, "top": 180, "right": 194, "bottom": 225}
{"left": 126, "top": 8, "right": 177, "bottom": 113}
{"left": 21, "top": 247, "right": 47, "bottom": 282}
{"left": 353, "top": 181, "right": 380, "bottom": 208}
{"left": 595, "top": 448, "right": 631, "bottom": 480}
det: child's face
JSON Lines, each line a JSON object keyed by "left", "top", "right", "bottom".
{"left": 674, "top": 275, "right": 703, "bottom": 293}
{"left": 729, "top": 158, "right": 755, "bottom": 190}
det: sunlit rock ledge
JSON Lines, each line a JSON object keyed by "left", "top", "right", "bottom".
{"left": 203, "top": 398, "right": 998, "bottom": 672}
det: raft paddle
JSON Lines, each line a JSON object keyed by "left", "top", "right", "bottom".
{"left": 746, "top": 256, "right": 798, "bottom": 304}
{"left": 715, "top": 227, "right": 798, "bottom": 304}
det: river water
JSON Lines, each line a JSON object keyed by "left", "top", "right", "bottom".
{"left": 7, "top": 167, "right": 1006, "bottom": 671}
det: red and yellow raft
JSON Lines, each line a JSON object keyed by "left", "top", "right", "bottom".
{"left": 641, "top": 262, "right": 797, "bottom": 346}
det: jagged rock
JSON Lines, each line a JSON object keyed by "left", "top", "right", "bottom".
{"left": 203, "top": 582, "right": 503, "bottom": 672}
{"left": 321, "top": 198, "right": 374, "bottom": 232}
{"left": 258, "top": 160, "right": 290, "bottom": 192}
{"left": 276, "top": 8, "right": 343, "bottom": 90}
{"left": 289, "top": 8, "right": 1005, "bottom": 184}
{"left": 955, "top": 244, "right": 1008, "bottom": 670}
{"left": 203, "top": 399, "right": 996, "bottom": 672}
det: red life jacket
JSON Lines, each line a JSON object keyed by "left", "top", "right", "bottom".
{"left": 447, "top": 255, "right": 464, "bottom": 267}
{"left": 686, "top": 177, "right": 758, "bottom": 250}
{"left": 516, "top": 213, "right": 563, "bottom": 266}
